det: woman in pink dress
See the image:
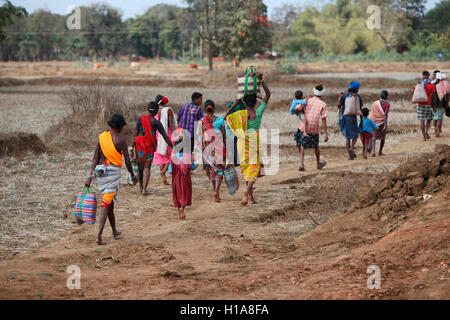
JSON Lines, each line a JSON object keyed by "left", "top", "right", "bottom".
{"left": 154, "top": 95, "right": 176, "bottom": 185}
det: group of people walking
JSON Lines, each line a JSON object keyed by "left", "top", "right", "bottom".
{"left": 84, "top": 70, "right": 449, "bottom": 245}
{"left": 416, "top": 70, "right": 449, "bottom": 141}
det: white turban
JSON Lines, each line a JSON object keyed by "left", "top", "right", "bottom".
{"left": 313, "top": 86, "right": 325, "bottom": 96}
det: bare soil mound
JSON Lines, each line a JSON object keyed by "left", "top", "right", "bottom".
{"left": 0, "top": 132, "right": 47, "bottom": 158}
{"left": 356, "top": 144, "right": 450, "bottom": 226}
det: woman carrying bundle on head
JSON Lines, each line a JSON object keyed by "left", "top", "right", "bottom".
{"left": 224, "top": 72, "right": 271, "bottom": 205}
{"left": 198, "top": 99, "right": 226, "bottom": 202}
{"left": 154, "top": 94, "right": 177, "bottom": 185}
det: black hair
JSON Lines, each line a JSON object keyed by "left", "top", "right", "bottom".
{"left": 348, "top": 88, "right": 357, "bottom": 93}
{"left": 422, "top": 70, "right": 430, "bottom": 77}
{"left": 380, "top": 90, "right": 389, "bottom": 99}
{"left": 362, "top": 107, "right": 369, "bottom": 117}
{"left": 191, "top": 92, "right": 203, "bottom": 102}
{"left": 108, "top": 113, "right": 127, "bottom": 129}
{"left": 315, "top": 84, "right": 324, "bottom": 91}
{"left": 295, "top": 90, "right": 303, "bottom": 99}
{"left": 155, "top": 95, "right": 164, "bottom": 105}
{"left": 243, "top": 94, "right": 257, "bottom": 108}
{"left": 434, "top": 70, "right": 440, "bottom": 74}
{"left": 204, "top": 99, "right": 215, "bottom": 112}
{"left": 147, "top": 101, "right": 159, "bottom": 115}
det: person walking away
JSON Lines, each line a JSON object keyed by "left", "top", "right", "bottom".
{"left": 225, "top": 72, "right": 271, "bottom": 206}
{"left": 432, "top": 72, "right": 450, "bottom": 137}
{"left": 369, "top": 90, "right": 390, "bottom": 156}
{"left": 225, "top": 99, "right": 245, "bottom": 167}
{"left": 359, "top": 108, "right": 379, "bottom": 159}
{"left": 294, "top": 85, "right": 328, "bottom": 171}
{"left": 177, "top": 92, "right": 204, "bottom": 153}
{"left": 131, "top": 102, "right": 174, "bottom": 195}
{"left": 85, "top": 114, "right": 137, "bottom": 245}
{"left": 414, "top": 71, "right": 436, "bottom": 141}
{"left": 199, "top": 100, "right": 226, "bottom": 202}
{"left": 154, "top": 94, "right": 176, "bottom": 185}
{"left": 338, "top": 81, "right": 364, "bottom": 160}
{"left": 171, "top": 135, "right": 194, "bottom": 220}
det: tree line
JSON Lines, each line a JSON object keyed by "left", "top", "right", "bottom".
{"left": 0, "top": 0, "right": 449, "bottom": 69}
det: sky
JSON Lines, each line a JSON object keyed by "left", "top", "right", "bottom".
{"left": 12, "top": 0, "right": 443, "bottom": 20}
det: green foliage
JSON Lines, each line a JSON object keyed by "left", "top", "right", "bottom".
{"left": 276, "top": 62, "right": 296, "bottom": 74}
{"left": 0, "top": 0, "right": 447, "bottom": 62}
{"left": 0, "top": 0, "right": 27, "bottom": 41}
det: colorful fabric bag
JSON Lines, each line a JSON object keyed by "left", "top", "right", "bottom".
{"left": 74, "top": 187, "right": 97, "bottom": 225}
{"left": 237, "top": 66, "right": 261, "bottom": 99}
{"left": 224, "top": 165, "right": 239, "bottom": 195}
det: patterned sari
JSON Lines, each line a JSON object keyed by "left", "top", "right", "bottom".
{"left": 226, "top": 110, "right": 263, "bottom": 182}
{"left": 201, "top": 116, "right": 225, "bottom": 180}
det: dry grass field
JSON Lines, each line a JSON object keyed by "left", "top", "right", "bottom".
{"left": 0, "top": 60, "right": 449, "bottom": 300}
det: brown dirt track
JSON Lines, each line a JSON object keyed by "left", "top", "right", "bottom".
{"left": 0, "top": 133, "right": 448, "bottom": 300}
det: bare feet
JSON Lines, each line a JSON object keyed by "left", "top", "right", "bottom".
{"left": 97, "top": 239, "right": 106, "bottom": 246}
{"left": 178, "top": 207, "right": 186, "bottom": 220}
{"left": 142, "top": 190, "right": 150, "bottom": 196}
{"left": 372, "top": 153, "right": 376, "bottom": 157}
{"left": 113, "top": 231, "right": 122, "bottom": 240}
{"left": 426, "top": 133, "right": 431, "bottom": 140}
{"left": 160, "top": 173, "right": 169, "bottom": 185}
{"left": 214, "top": 193, "right": 221, "bottom": 203}
{"left": 241, "top": 192, "right": 248, "bottom": 206}
{"left": 378, "top": 152, "right": 385, "bottom": 156}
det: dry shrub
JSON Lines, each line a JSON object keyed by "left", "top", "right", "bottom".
{"left": 47, "top": 86, "right": 143, "bottom": 147}
{"left": 62, "top": 85, "right": 127, "bottom": 114}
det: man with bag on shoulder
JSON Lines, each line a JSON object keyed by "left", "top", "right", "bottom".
{"left": 338, "top": 81, "right": 364, "bottom": 160}
{"left": 413, "top": 71, "right": 436, "bottom": 141}
{"left": 85, "top": 113, "right": 137, "bottom": 246}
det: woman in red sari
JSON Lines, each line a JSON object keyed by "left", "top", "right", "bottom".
{"left": 131, "top": 102, "right": 173, "bottom": 195}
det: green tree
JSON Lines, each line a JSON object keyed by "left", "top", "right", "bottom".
{"left": 0, "top": 0, "right": 27, "bottom": 42}
{"left": 218, "top": 0, "right": 272, "bottom": 67}
{"left": 81, "top": 3, "right": 124, "bottom": 60}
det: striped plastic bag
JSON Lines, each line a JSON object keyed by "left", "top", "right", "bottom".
{"left": 237, "top": 66, "right": 261, "bottom": 99}
{"left": 74, "top": 187, "right": 97, "bottom": 225}
{"left": 224, "top": 165, "right": 239, "bottom": 195}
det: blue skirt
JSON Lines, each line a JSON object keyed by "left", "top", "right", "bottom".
{"left": 339, "top": 115, "right": 359, "bottom": 140}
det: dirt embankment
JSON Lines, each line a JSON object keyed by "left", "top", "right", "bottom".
{"left": 0, "top": 132, "right": 47, "bottom": 158}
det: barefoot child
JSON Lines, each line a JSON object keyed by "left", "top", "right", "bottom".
{"left": 171, "top": 135, "right": 194, "bottom": 220}
{"left": 85, "top": 114, "right": 137, "bottom": 245}
{"left": 358, "top": 108, "right": 379, "bottom": 159}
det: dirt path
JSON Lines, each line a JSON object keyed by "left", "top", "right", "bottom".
{"left": 0, "top": 132, "right": 448, "bottom": 300}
